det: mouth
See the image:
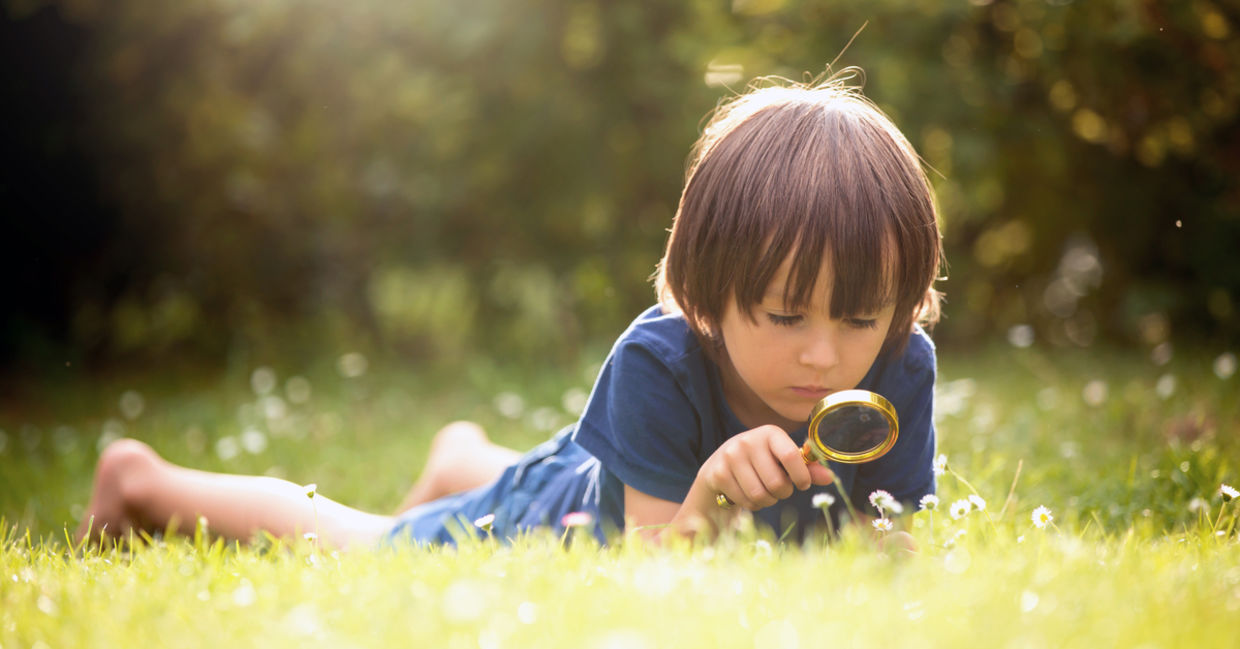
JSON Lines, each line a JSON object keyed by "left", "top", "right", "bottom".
{"left": 789, "top": 386, "right": 833, "bottom": 400}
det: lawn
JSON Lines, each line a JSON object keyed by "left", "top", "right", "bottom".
{"left": 2, "top": 343, "right": 1238, "bottom": 648}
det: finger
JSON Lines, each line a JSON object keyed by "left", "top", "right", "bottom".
{"left": 750, "top": 443, "right": 796, "bottom": 501}
{"left": 703, "top": 461, "right": 740, "bottom": 509}
{"left": 730, "top": 461, "right": 775, "bottom": 510}
{"left": 767, "top": 434, "right": 812, "bottom": 491}
{"left": 807, "top": 462, "right": 835, "bottom": 486}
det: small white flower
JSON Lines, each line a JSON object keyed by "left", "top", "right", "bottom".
{"left": 303, "top": 483, "right": 317, "bottom": 499}
{"left": 1031, "top": 505, "right": 1053, "bottom": 529}
{"left": 474, "top": 513, "right": 495, "bottom": 532}
{"left": 968, "top": 494, "right": 987, "bottom": 512}
{"left": 812, "top": 493, "right": 836, "bottom": 509}
{"left": 933, "top": 454, "right": 948, "bottom": 477}
{"left": 868, "top": 490, "right": 902, "bottom": 514}
{"left": 753, "top": 539, "right": 773, "bottom": 556}
{"left": 1188, "top": 497, "right": 1210, "bottom": 513}
{"left": 919, "top": 494, "right": 940, "bottom": 511}
{"left": 950, "top": 499, "right": 971, "bottom": 520}
{"left": 560, "top": 511, "right": 594, "bottom": 528}
{"left": 1220, "top": 484, "right": 1238, "bottom": 502}
{"left": 303, "top": 532, "right": 318, "bottom": 542}
{"left": 872, "top": 518, "right": 893, "bottom": 533}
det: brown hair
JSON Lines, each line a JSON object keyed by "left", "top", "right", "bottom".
{"left": 655, "top": 70, "right": 943, "bottom": 357}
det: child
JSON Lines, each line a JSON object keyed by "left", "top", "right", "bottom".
{"left": 77, "top": 70, "right": 943, "bottom": 548}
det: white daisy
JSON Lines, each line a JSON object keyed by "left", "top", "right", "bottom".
{"left": 919, "top": 494, "right": 940, "bottom": 511}
{"left": 1031, "top": 505, "right": 1053, "bottom": 529}
{"left": 560, "top": 511, "right": 594, "bottom": 528}
{"left": 872, "top": 518, "right": 893, "bottom": 533}
{"left": 868, "top": 490, "right": 903, "bottom": 515}
{"left": 1220, "top": 484, "right": 1239, "bottom": 503}
{"left": 968, "top": 494, "right": 987, "bottom": 512}
{"left": 812, "top": 492, "right": 836, "bottom": 509}
{"left": 933, "top": 454, "right": 948, "bottom": 476}
{"left": 950, "top": 499, "right": 971, "bottom": 520}
{"left": 474, "top": 513, "right": 495, "bottom": 532}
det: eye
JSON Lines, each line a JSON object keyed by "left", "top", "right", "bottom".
{"left": 845, "top": 317, "right": 879, "bottom": 330}
{"left": 766, "top": 313, "right": 803, "bottom": 327}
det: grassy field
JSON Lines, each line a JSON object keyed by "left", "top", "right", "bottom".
{"left": 2, "top": 342, "right": 1238, "bottom": 648}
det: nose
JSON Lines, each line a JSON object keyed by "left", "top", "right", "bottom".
{"left": 798, "top": 327, "right": 840, "bottom": 371}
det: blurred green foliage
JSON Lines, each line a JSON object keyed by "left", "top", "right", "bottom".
{"left": 9, "top": 0, "right": 1240, "bottom": 363}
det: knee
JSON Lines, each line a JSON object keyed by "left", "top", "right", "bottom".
{"left": 96, "top": 438, "right": 163, "bottom": 506}
{"left": 432, "top": 420, "right": 487, "bottom": 449}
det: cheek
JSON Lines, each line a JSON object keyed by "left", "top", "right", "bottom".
{"left": 843, "top": 326, "right": 889, "bottom": 366}
{"left": 724, "top": 322, "right": 780, "bottom": 369}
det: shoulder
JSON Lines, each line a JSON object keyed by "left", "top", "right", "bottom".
{"left": 607, "top": 305, "right": 702, "bottom": 372}
{"left": 581, "top": 305, "right": 715, "bottom": 418}
{"left": 868, "top": 325, "right": 936, "bottom": 395}
{"left": 900, "top": 324, "right": 937, "bottom": 377}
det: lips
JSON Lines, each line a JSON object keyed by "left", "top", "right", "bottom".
{"left": 790, "top": 386, "right": 833, "bottom": 400}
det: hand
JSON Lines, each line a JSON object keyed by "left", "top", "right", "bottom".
{"left": 698, "top": 425, "right": 835, "bottom": 511}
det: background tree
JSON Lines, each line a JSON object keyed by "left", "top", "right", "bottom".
{"left": 2, "top": 0, "right": 1236, "bottom": 370}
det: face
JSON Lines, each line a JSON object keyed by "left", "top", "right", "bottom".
{"left": 716, "top": 256, "right": 895, "bottom": 431}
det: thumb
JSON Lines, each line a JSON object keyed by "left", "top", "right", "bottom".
{"left": 807, "top": 462, "right": 835, "bottom": 486}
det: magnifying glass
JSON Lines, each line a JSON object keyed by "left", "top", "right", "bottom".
{"left": 800, "top": 389, "right": 899, "bottom": 465}
{"left": 715, "top": 389, "right": 898, "bottom": 509}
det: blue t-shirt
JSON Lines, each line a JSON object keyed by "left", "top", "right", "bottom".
{"left": 387, "top": 305, "right": 936, "bottom": 545}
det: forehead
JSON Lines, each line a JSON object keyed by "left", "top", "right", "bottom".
{"left": 758, "top": 248, "right": 897, "bottom": 312}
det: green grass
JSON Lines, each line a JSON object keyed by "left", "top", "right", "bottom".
{"left": 2, "top": 343, "right": 1238, "bottom": 648}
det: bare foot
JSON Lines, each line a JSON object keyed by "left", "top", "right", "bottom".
{"left": 395, "top": 421, "right": 520, "bottom": 512}
{"left": 75, "top": 438, "right": 162, "bottom": 544}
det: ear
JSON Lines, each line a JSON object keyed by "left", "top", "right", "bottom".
{"left": 702, "top": 320, "right": 727, "bottom": 350}
{"left": 692, "top": 319, "right": 729, "bottom": 367}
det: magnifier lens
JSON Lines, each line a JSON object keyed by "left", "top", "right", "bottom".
{"left": 817, "top": 406, "right": 890, "bottom": 454}
{"left": 805, "top": 390, "right": 898, "bottom": 464}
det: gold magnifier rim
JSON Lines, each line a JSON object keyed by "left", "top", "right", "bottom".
{"left": 806, "top": 389, "right": 899, "bottom": 464}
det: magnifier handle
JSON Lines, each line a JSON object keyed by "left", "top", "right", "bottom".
{"left": 799, "top": 443, "right": 819, "bottom": 465}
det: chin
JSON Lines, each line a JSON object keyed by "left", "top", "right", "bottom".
{"left": 775, "top": 403, "right": 815, "bottom": 425}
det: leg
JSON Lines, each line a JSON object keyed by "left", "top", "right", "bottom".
{"left": 76, "top": 439, "right": 393, "bottom": 549}
{"left": 394, "top": 421, "right": 520, "bottom": 513}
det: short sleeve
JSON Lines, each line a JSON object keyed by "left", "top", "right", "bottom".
{"left": 851, "top": 331, "right": 937, "bottom": 510}
{"left": 572, "top": 339, "right": 703, "bottom": 504}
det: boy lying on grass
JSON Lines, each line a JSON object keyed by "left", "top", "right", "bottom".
{"left": 78, "top": 70, "right": 943, "bottom": 549}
